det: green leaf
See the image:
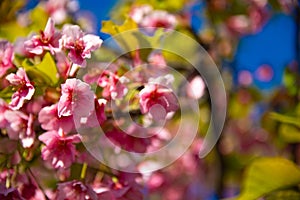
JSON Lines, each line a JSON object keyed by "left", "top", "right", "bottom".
{"left": 0, "top": 86, "right": 14, "bottom": 101}
{"left": 0, "top": 21, "right": 28, "bottom": 42}
{"left": 265, "top": 190, "right": 300, "bottom": 200}
{"left": 101, "top": 18, "right": 138, "bottom": 35}
{"left": 22, "top": 53, "right": 58, "bottom": 86}
{"left": 279, "top": 124, "right": 300, "bottom": 143}
{"left": 268, "top": 112, "right": 300, "bottom": 128}
{"left": 35, "top": 53, "right": 58, "bottom": 85}
{"left": 237, "top": 157, "right": 300, "bottom": 200}
{"left": 28, "top": 6, "right": 48, "bottom": 32}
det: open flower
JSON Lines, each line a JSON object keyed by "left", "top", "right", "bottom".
{"left": 0, "top": 40, "right": 14, "bottom": 78}
{"left": 24, "top": 18, "right": 61, "bottom": 55}
{"left": 139, "top": 83, "right": 178, "bottom": 120}
{"left": 59, "top": 25, "right": 102, "bottom": 67}
{"left": 6, "top": 68, "right": 35, "bottom": 110}
{"left": 57, "top": 78, "right": 94, "bottom": 118}
{"left": 39, "top": 129, "right": 81, "bottom": 169}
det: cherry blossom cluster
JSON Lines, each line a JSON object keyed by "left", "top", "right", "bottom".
{"left": 0, "top": 0, "right": 226, "bottom": 198}
{"left": 0, "top": 15, "right": 160, "bottom": 198}
{"left": 0, "top": 9, "right": 186, "bottom": 198}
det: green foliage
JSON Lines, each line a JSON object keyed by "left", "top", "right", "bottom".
{"left": 265, "top": 190, "right": 300, "bottom": 200}
{"left": 23, "top": 53, "right": 59, "bottom": 87}
{"left": 268, "top": 112, "right": 300, "bottom": 128}
{"left": 0, "top": 5, "right": 48, "bottom": 42}
{"left": 278, "top": 124, "right": 300, "bottom": 143}
{"left": 0, "top": 86, "right": 14, "bottom": 102}
{"left": 283, "top": 67, "right": 300, "bottom": 96}
{"left": 0, "top": 0, "right": 25, "bottom": 23}
{"left": 101, "top": 18, "right": 138, "bottom": 35}
{"left": 237, "top": 157, "right": 300, "bottom": 200}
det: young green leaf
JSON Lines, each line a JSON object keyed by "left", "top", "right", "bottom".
{"left": 237, "top": 157, "right": 300, "bottom": 200}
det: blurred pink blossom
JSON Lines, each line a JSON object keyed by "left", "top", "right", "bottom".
{"left": 0, "top": 183, "right": 25, "bottom": 200}
{"left": 97, "top": 71, "right": 128, "bottom": 100}
{"left": 226, "top": 3, "right": 269, "bottom": 35}
{"left": 238, "top": 70, "right": 253, "bottom": 86}
{"left": 186, "top": 75, "right": 205, "bottom": 99}
{"left": 255, "top": 64, "right": 274, "bottom": 82}
{"left": 0, "top": 98, "right": 9, "bottom": 128}
{"left": 55, "top": 51, "right": 71, "bottom": 79}
{"left": 81, "top": 98, "right": 107, "bottom": 127}
{"left": 0, "top": 40, "right": 14, "bottom": 78}
{"left": 95, "top": 176, "right": 143, "bottom": 200}
{"left": 130, "top": 5, "right": 177, "bottom": 31}
{"left": 148, "top": 51, "right": 167, "bottom": 68}
{"left": 44, "top": 0, "right": 79, "bottom": 24}
{"left": 58, "top": 78, "right": 94, "bottom": 118}
{"left": 59, "top": 25, "right": 102, "bottom": 67}
{"left": 24, "top": 18, "right": 61, "bottom": 55}
{"left": 105, "top": 128, "right": 151, "bottom": 153}
{"left": 139, "top": 84, "right": 178, "bottom": 120}
{"left": 4, "top": 110, "right": 35, "bottom": 148}
{"left": 39, "top": 130, "right": 81, "bottom": 169}
{"left": 56, "top": 180, "right": 98, "bottom": 200}
{"left": 38, "top": 103, "right": 74, "bottom": 132}
{"left": 6, "top": 68, "right": 35, "bottom": 110}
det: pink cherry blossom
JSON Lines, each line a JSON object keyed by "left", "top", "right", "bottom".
{"left": 130, "top": 5, "right": 177, "bottom": 31}
{"left": 238, "top": 70, "right": 253, "bottom": 86}
{"left": 97, "top": 70, "right": 128, "bottom": 100}
{"left": 38, "top": 103, "right": 74, "bottom": 132}
{"left": 59, "top": 25, "right": 102, "bottom": 67}
{"left": 226, "top": 3, "right": 268, "bottom": 35}
{"left": 56, "top": 180, "right": 98, "bottom": 200}
{"left": 55, "top": 51, "right": 71, "bottom": 79}
{"left": 105, "top": 127, "right": 152, "bottom": 153}
{"left": 255, "top": 64, "right": 274, "bottom": 82}
{"left": 80, "top": 98, "right": 107, "bottom": 127}
{"left": 141, "top": 11, "right": 177, "bottom": 30}
{"left": 130, "top": 5, "right": 153, "bottom": 23}
{"left": 0, "top": 40, "right": 14, "bottom": 78}
{"left": 4, "top": 110, "right": 35, "bottom": 148}
{"left": 25, "top": 96, "right": 46, "bottom": 114}
{"left": 24, "top": 18, "right": 61, "bottom": 55}
{"left": 0, "top": 99, "right": 9, "bottom": 128}
{"left": 186, "top": 75, "right": 205, "bottom": 100}
{"left": 57, "top": 78, "right": 94, "bottom": 118}
{"left": 139, "top": 84, "right": 178, "bottom": 120}
{"left": 44, "top": 0, "right": 79, "bottom": 24}
{"left": 39, "top": 130, "right": 81, "bottom": 169}
{"left": 226, "top": 15, "right": 250, "bottom": 35}
{"left": 6, "top": 68, "right": 35, "bottom": 110}
{"left": 248, "top": 4, "right": 269, "bottom": 33}
{"left": 0, "top": 183, "right": 25, "bottom": 200}
{"left": 95, "top": 175, "right": 144, "bottom": 200}
{"left": 148, "top": 51, "right": 167, "bottom": 68}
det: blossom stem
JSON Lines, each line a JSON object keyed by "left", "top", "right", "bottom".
{"left": 68, "top": 63, "right": 80, "bottom": 77}
{"left": 80, "top": 162, "right": 88, "bottom": 180}
{"left": 27, "top": 168, "right": 50, "bottom": 200}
